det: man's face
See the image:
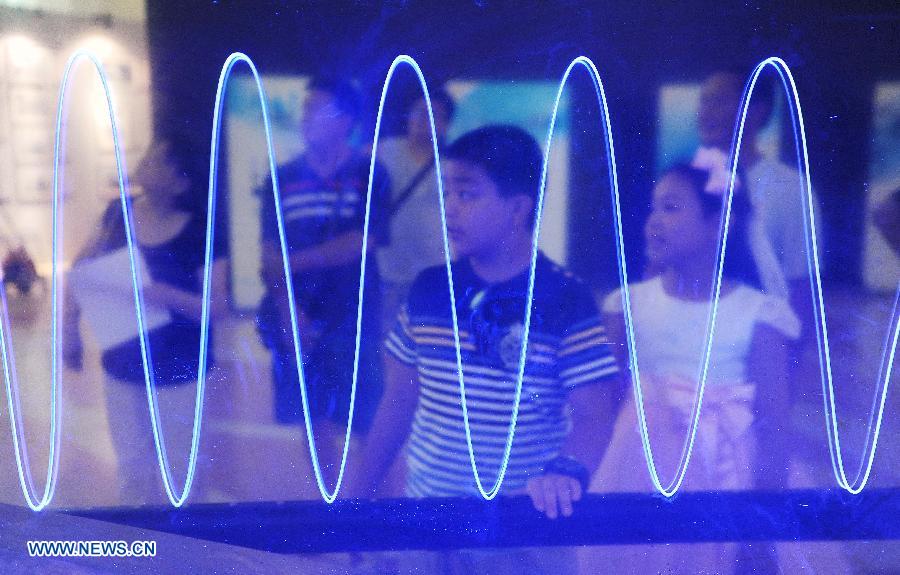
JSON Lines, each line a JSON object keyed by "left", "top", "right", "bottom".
{"left": 697, "top": 74, "right": 743, "bottom": 151}
{"left": 442, "top": 159, "right": 532, "bottom": 260}
{"left": 301, "top": 89, "right": 353, "bottom": 149}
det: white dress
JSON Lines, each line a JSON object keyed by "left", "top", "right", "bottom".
{"left": 604, "top": 276, "right": 800, "bottom": 387}
{"left": 578, "top": 278, "right": 805, "bottom": 575}
{"left": 596, "top": 276, "right": 800, "bottom": 492}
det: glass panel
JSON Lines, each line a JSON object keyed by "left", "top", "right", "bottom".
{"left": 0, "top": 2, "right": 896, "bottom": 573}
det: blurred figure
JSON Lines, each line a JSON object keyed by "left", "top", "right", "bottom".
{"left": 255, "top": 77, "right": 391, "bottom": 486}
{"left": 376, "top": 87, "right": 455, "bottom": 332}
{"left": 64, "top": 135, "right": 230, "bottom": 505}
{"left": 347, "top": 126, "right": 620, "bottom": 573}
{"left": 697, "top": 70, "right": 822, "bottom": 317}
{"left": 697, "top": 71, "right": 826, "bottom": 477}
{"left": 1, "top": 246, "right": 45, "bottom": 325}
{"left": 874, "top": 188, "right": 900, "bottom": 256}
{"left": 2, "top": 246, "right": 40, "bottom": 296}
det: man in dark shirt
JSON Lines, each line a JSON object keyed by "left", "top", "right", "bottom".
{"left": 256, "top": 77, "right": 390, "bottom": 484}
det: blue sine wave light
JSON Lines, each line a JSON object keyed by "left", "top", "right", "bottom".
{"left": 0, "top": 51, "right": 896, "bottom": 511}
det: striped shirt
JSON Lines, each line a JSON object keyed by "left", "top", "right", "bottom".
{"left": 386, "top": 253, "right": 618, "bottom": 497}
{"left": 257, "top": 153, "right": 390, "bottom": 323}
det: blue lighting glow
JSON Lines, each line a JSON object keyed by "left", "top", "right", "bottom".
{"left": 1, "top": 52, "right": 895, "bottom": 511}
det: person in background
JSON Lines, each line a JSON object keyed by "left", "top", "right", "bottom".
{"left": 369, "top": 86, "right": 455, "bottom": 498}
{"left": 874, "top": 188, "right": 900, "bottom": 256}
{"left": 255, "top": 77, "right": 391, "bottom": 487}
{"left": 64, "top": 135, "right": 230, "bottom": 505}
{"left": 1, "top": 246, "right": 45, "bottom": 325}
{"left": 695, "top": 70, "right": 826, "bottom": 466}
{"left": 2, "top": 246, "right": 40, "bottom": 296}
{"left": 696, "top": 70, "right": 822, "bottom": 316}
{"left": 376, "top": 86, "right": 455, "bottom": 339}
{"left": 347, "top": 125, "right": 620, "bottom": 574}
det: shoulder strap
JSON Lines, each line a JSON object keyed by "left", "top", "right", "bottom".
{"left": 388, "top": 160, "right": 434, "bottom": 218}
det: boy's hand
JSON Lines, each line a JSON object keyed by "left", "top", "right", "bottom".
{"left": 526, "top": 473, "right": 582, "bottom": 519}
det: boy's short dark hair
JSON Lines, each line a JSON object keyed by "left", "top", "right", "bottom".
{"left": 307, "top": 76, "right": 361, "bottom": 120}
{"left": 747, "top": 70, "right": 777, "bottom": 123}
{"left": 444, "top": 124, "right": 543, "bottom": 220}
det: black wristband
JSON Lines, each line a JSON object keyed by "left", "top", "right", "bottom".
{"left": 542, "top": 455, "right": 590, "bottom": 493}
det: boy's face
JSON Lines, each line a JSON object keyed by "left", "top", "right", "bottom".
{"left": 442, "top": 159, "right": 533, "bottom": 260}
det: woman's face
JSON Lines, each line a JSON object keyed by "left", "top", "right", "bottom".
{"left": 133, "top": 141, "right": 190, "bottom": 201}
{"left": 407, "top": 99, "right": 450, "bottom": 147}
{"left": 644, "top": 173, "right": 720, "bottom": 268}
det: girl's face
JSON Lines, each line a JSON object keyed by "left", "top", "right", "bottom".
{"left": 644, "top": 173, "right": 720, "bottom": 268}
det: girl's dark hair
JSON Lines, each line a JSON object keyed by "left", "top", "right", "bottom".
{"left": 662, "top": 163, "right": 762, "bottom": 289}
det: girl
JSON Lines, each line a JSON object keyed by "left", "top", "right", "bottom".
{"left": 583, "top": 163, "right": 799, "bottom": 573}
{"left": 64, "top": 136, "right": 229, "bottom": 505}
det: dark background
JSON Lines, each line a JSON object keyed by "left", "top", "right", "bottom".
{"left": 147, "top": 0, "right": 900, "bottom": 290}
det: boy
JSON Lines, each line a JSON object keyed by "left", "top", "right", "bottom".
{"left": 349, "top": 125, "right": 620, "bottom": 529}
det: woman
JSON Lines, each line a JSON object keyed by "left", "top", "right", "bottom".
{"left": 64, "top": 135, "right": 229, "bottom": 505}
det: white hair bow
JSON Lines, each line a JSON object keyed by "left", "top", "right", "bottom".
{"left": 691, "top": 146, "right": 741, "bottom": 195}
